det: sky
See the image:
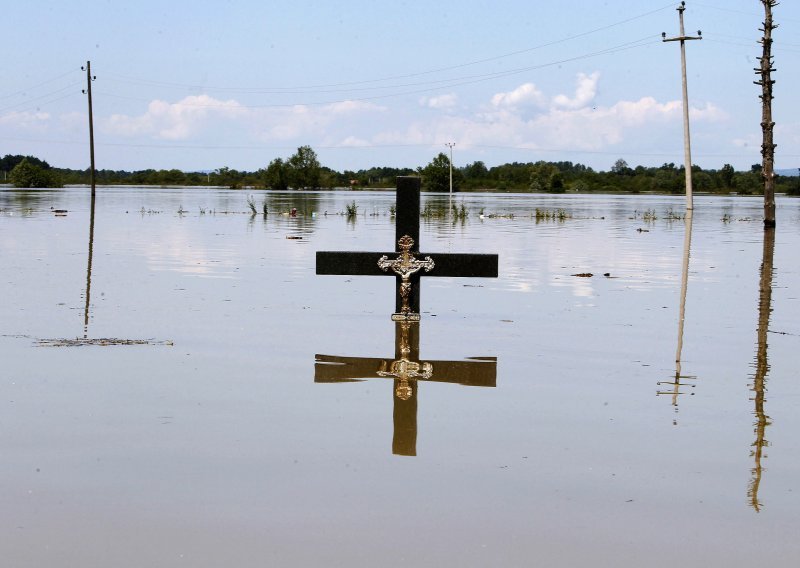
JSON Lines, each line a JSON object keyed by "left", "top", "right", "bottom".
{"left": 2, "top": 0, "right": 799, "bottom": 174}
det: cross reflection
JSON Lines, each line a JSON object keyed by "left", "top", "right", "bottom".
{"left": 314, "top": 320, "right": 496, "bottom": 456}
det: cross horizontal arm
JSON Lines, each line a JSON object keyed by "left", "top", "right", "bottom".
{"left": 315, "top": 354, "right": 384, "bottom": 382}
{"left": 419, "top": 252, "right": 498, "bottom": 278}
{"left": 424, "top": 357, "right": 496, "bottom": 387}
{"left": 316, "top": 251, "right": 498, "bottom": 278}
{"left": 316, "top": 251, "right": 396, "bottom": 276}
{"left": 315, "top": 354, "right": 496, "bottom": 387}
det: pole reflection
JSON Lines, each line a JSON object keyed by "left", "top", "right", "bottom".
{"left": 657, "top": 210, "right": 696, "bottom": 421}
{"left": 748, "top": 227, "right": 775, "bottom": 512}
{"left": 83, "top": 192, "right": 96, "bottom": 338}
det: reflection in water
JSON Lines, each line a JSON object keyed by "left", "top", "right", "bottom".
{"left": 748, "top": 227, "right": 775, "bottom": 512}
{"left": 657, "top": 211, "right": 696, "bottom": 419}
{"left": 315, "top": 321, "right": 496, "bottom": 456}
{"left": 83, "top": 192, "right": 96, "bottom": 338}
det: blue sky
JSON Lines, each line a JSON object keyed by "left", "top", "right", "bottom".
{"left": 1, "top": 1, "right": 799, "bottom": 173}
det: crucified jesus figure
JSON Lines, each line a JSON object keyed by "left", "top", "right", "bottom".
{"left": 377, "top": 235, "right": 435, "bottom": 320}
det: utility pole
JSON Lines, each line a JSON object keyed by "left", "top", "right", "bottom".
{"left": 445, "top": 142, "right": 455, "bottom": 197}
{"left": 757, "top": 1, "right": 778, "bottom": 228}
{"left": 663, "top": 1, "right": 701, "bottom": 211}
{"left": 82, "top": 61, "right": 97, "bottom": 198}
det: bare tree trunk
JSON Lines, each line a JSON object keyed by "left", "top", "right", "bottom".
{"left": 757, "top": 1, "right": 777, "bottom": 228}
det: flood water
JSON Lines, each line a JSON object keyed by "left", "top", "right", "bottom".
{"left": 2, "top": 186, "right": 799, "bottom": 567}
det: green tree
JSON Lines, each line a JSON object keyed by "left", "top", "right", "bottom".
{"left": 611, "top": 158, "right": 632, "bottom": 175}
{"left": 9, "top": 158, "right": 62, "bottom": 188}
{"left": 719, "top": 163, "right": 735, "bottom": 189}
{"left": 734, "top": 171, "right": 761, "bottom": 195}
{"left": 286, "top": 145, "right": 321, "bottom": 189}
{"left": 529, "top": 161, "right": 560, "bottom": 192}
{"left": 692, "top": 170, "right": 713, "bottom": 192}
{"left": 418, "top": 152, "right": 461, "bottom": 192}
{"left": 213, "top": 166, "right": 242, "bottom": 189}
{"left": 1, "top": 154, "right": 51, "bottom": 173}
{"left": 652, "top": 169, "right": 681, "bottom": 193}
{"left": 462, "top": 160, "right": 488, "bottom": 180}
{"left": 262, "top": 158, "right": 288, "bottom": 190}
{"left": 549, "top": 170, "right": 565, "bottom": 193}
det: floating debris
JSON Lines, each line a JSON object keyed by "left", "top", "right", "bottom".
{"left": 36, "top": 337, "right": 173, "bottom": 348}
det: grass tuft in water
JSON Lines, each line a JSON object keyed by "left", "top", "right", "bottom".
{"left": 421, "top": 201, "right": 448, "bottom": 219}
{"left": 534, "top": 208, "right": 570, "bottom": 221}
{"left": 452, "top": 201, "right": 469, "bottom": 220}
{"left": 664, "top": 208, "right": 684, "bottom": 221}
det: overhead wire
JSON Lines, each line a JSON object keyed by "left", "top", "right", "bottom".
{"left": 1, "top": 4, "right": 670, "bottom": 117}
{"left": 0, "top": 69, "right": 77, "bottom": 101}
{"left": 0, "top": 81, "right": 83, "bottom": 114}
{"left": 692, "top": 1, "right": 800, "bottom": 24}
{"left": 101, "top": 2, "right": 678, "bottom": 94}
{"left": 10, "top": 2, "right": 777, "bottom": 167}
{"left": 94, "top": 35, "right": 658, "bottom": 109}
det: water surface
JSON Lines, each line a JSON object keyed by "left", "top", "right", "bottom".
{"left": 2, "top": 187, "right": 799, "bottom": 567}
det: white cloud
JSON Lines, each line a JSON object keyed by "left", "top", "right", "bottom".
{"left": 103, "top": 95, "right": 384, "bottom": 142}
{"left": 375, "top": 74, "right": 729, "bottom": 155}
{"left": 105, "top": 94, "right": 246, "bottom": 140}
{"left": 325, "top": 100, "right": 384, "bottom": 114}
{"left": 491, "top": 83, "right": 546, "bottom": 109}
{"left": 689, "top": 102, "right": 727, "bottom": 122}
{"left": 339, "top": 136, "right": 371, "bottom": 147}
{"left": 420, "top": 93, "right": 458, "bottom": 109}
{"left": 552, "top": 72, "right": 599, "bottom": 110}
{"left": 0, "top": 110, "right": 51, "bottom": 128}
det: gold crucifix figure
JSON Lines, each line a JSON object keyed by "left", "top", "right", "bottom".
{"left": 377, "top": 321, "right": 433, "bottom": 400}
{"left": 377, "top": 235, "right": 435, "bottom": 321}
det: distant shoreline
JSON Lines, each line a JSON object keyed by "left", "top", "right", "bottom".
{"left": 1, "top": 184, "right": 794, "bottom": 198}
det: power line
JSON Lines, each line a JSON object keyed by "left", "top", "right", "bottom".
{"left": 101, "top": 2, "right": 677, "bottom": 94}
{"left": 693, "top": 1, "right": 800, "bottom": 23}
{"left": 0, "top": 69, "right": 76, "bottom": 101}
{"left": 94, "top": 36, "right": 657, "bottom": 110}
{"left": 0, "top": 83, "right": 82, "bottom": 114}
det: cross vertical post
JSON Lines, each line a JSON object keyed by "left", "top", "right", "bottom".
{"left": 316, "top": 176, "right": 498, "bottom": 320}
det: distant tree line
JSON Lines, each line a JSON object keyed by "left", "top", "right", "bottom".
{"left": 1, "top": 155, "right": 63, "bottom": 188}
{"left": 2, "top": 149, "right": 798, "bottom": 196}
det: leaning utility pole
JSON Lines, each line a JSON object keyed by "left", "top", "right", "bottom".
{"left": 663, "top": 1, "right": 701, "bottom": 211}
{"left": 757, "top": 1, "right": 778, "bottom": 228}
{"left": 82, "top": 61, "right": 97, "bottom": 198}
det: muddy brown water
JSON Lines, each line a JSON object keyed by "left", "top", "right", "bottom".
{"left": 2, "top": 187, "right": 799, "bottom": 566}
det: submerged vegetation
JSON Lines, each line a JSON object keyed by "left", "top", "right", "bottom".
{"left": 534, "top": 208, "right": 569, "bottom": 221}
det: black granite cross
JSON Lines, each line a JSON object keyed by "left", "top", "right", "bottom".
{"left": 316, "top": 176, "right": 498, "bottom": 320}
{"left": 315, "top": 321, "right": 496, "bottom": 456}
